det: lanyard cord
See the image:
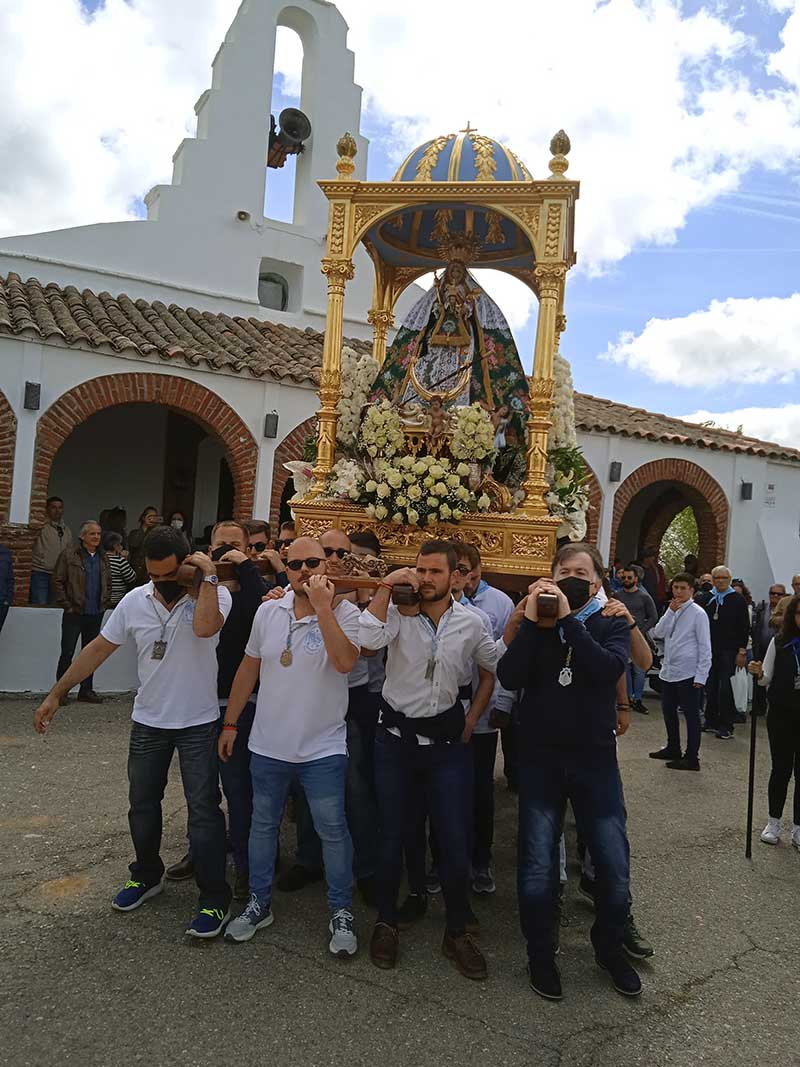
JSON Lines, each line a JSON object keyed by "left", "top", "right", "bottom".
{"left": 149, "top": 596, "right": 187, "bottom": 643}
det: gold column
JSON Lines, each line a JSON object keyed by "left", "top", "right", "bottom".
{"left": 367, "top": 308, "right": 395, "bottom": 366}
{"left": 519, "top": 264, "right": 565, "bottom": 516}
{"left": 309, "top": 257, "right": 355, "bottom": 495}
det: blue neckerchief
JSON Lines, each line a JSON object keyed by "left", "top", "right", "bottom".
{"left": 474, "top": 579, "right": 489, "bottom": 598}
{"left": 558, "top": 596, "right": 603, "bottom": 643}
{"left": 709, "top": 587, "right": 734, "bottom": 607}
{"left": 786, "top": 636, "right": 800, "bottom": 657}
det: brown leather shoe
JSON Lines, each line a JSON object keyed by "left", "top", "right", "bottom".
{"left": 442, "top": 931, "right": 487, "bottom": 980}
{"left": 370, "top": 922, "right": 399, "bottom": 969}
{"left": 77, "top": 689, "right": 104, "bottom": 704}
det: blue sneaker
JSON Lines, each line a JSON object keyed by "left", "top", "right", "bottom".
{"left": 111, "top": 879, "right": 164, "bottom": 912}
{"left": 225, "top": 894, "right": 274, "bottom": 942}
{"left": 186, "top": 906, "right": 230, "bottom": 939}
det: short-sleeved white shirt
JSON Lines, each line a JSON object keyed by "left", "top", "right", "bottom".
{"left": 246, "top": 591, "right": 361, "bottom": 763}
{"left": 101, "top": 583, "right": 232, "bottom": 729}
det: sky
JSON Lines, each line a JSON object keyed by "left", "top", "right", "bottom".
{"left": 1, "top": 0, "right": 800, "bottom": 445}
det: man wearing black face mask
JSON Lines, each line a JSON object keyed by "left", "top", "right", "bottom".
{"left": 695, "top": 572, "right": 714, "bottom": 607}
{"left": 33, "top": 525, "right": 233, "bottom": 940}
{"left": 498, "top": 542, "right": 640, "bottom": 1001}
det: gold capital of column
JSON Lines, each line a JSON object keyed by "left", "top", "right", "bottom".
{"left": 321, "top": 257, "right": 355, "bottom": 294}
{"left": 534, "top": 263, "right": 566, "bottom": 301}
{"left": 367, "top": 307, "right": 395, "bottom": 365}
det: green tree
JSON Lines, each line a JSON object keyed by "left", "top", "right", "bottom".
{"left": 660, "top": 506, "right": 699, "bottom": 578}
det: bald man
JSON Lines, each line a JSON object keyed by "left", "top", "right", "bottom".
{"left": 220, "top": 537, "right": 363, "bottom": 958}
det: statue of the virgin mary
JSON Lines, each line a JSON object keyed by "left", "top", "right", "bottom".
{"left": 368, "top": 251, "right": 530, "bottom": 445}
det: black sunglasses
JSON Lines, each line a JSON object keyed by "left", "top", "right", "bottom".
{"left": 324, "top": 547, "right": 348, "bottom": 559}
{"left": 275, "top": 538, "right": 294, "bottom": 549}
{"left": 286, "top": 557, "right": 323, "bottom": 572}
{"left": 249, "top": 541, "right": 268, "bottom": 553}
{"left": 454, "top": 564, "right": 471, "bottom": 576}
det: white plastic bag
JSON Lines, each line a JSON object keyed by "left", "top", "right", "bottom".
{"left": 731, "top": 666, "right": 749, "bottom": 714}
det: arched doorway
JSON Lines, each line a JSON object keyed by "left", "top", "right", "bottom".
{"left": 611, "top": 458, "right": 728, "bottom": 572}
{"left": 30, "top": 373, "right": 258, "bottom": 530}
{"left": 270, "top": 414, "right": 316, "bottom": 527}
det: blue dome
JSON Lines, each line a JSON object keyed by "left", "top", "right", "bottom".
{"left": 393, "top": 130, "right": 532, "bottom": 183}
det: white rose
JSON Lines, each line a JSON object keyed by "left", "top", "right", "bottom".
{"left": 446, "top": 474, "right": 460, "bottom": 488}
{"left": 456, "top": 486, "right": 470, "bottom": 501}
{"left": 439, "top": 503, "right": 452, "bottom": 519}
{"left": 452, "top": 508, "right": 464, "bottom": 520}
{"left": 375, "top": 505, "right": 388, "bottom": 520}
{"left": 407, "top": 508, "right": 419, "bottom": 525}
{"left": 477, "top": 494, "right": 491, "bottom": 510}
{"left": 396, "top": 495, "right": 408, "bottom": 507}
{"left": 387, "top": 470, "right": 402, "bottom": 488}
{"left": 456, "top": 462, "right": 470, "bottom": 477}
{"left": 429, "top": 464, "right": 444, "bottom": 479}
{"left": 427, "top": 496, "right": 439, "bottom": 508}
{"left": 348, "top": 488, "right": 360, "bottom": 500}
{"left": 376, "top": 483, "right": 391, "bottom": 499}
{"left": 413, "top": 461, "right": 427, "bottom": 475}
{"left": 392, "top": 512, "right": 404, "bottom": 524}
{"left": 366, "top": 504, "right": 376, "bottom": 518}
{"left": 434, "top": 482, "right": 448, "bottom": 496}
{"left": 423, "top": 476, "right": 435, "bottom": 488}
{"left": 407, "top": 484, "right": 422, "bottom": 500}
{"left": 365, "top": 480, "right": 377, "bottom": 493}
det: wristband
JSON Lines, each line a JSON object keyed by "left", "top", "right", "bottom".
{"left": 629, "top": 622, "right": 637, "bottom": 630}
{"left": 616, "top": 703, "right": 630, "bottom": 709}
{"left": 379, "top": 582, "right": 393, "bottom": 592}
{"left": 221, "top": 722, "right": 238, "bottom": 731}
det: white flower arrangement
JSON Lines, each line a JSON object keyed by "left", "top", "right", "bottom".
{"left": 336, "top": 346, "right": 377, "bottom": 447}
{"left": 451, "top": 403, "right": 496, "bottom": 462}
{"left": 327, "top": 457, "right": 364, "bottom": 501}
{"left": 358, "top": 400, "right": 405, "bottom": 458}
{"left": 358, "top": 452, "right": 490, "bottom": 527}
{"left": 551, "top": 352, "right": 578, "bottom": 450}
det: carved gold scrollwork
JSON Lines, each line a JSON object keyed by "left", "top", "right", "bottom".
{"left": 513, "top": 206, "right": 540, "bottom": 240}
{"left": 528, "top": 377, "right": 555, "bottom": 407}
{"left": 511, "top": 533, "right": 550, "bottom": 558}
{"left": 296, "top": 517, "right": 331, "bottom": 540}
{"left": 469, "top": 133, "right": 498, "bottom": 181}
{"left": 353, "top": 203, "right": 383, "bottom": 240}
{"left": 544, "top": 204, "right": 563, "bottom": 258}
{"left": 328, "top": 204, "right": 347, "bottom": 254}
{"left": 430, "top": 208, "right": 453, "bottom": 242}
{"left": 484, "top": 211, "right": 505, "bottom": 245}
{"left": 414, "top": 135, "right": 453, "bottom": 182}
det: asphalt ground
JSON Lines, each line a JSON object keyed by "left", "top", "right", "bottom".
{"left": 1, "top": 691, "right": 798, "bottom": 1067}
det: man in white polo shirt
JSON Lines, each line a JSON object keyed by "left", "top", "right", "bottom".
{"left": 33, "top": 525, "right": 233, "bottom": 939}
{"left": 221, "top": 536, "right": 362, "bottom": 958}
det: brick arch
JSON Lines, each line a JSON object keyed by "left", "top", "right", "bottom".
{"left": 583, "top": 461, "right": 603, "bottom": 547}
{"left": 30, "top": 373, "right": 258, "bottom": 527}
{"left": 0, "top": 389, "right": 16, "bottom": 524}
{"left": 270, "top": 415, "right": 317, "bottom": 527}
{"left": 610, "top": 458, "right": 728, "bottom": 572}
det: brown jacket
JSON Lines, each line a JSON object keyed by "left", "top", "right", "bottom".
{"left": 52, "top": 545, "right": 112, "bottom": 615}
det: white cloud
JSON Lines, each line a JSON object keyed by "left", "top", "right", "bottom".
{"left": 0, "top": 0, "right": 799, "bottom": 292}
{"left": 681, "top": 404, "right": 800, "bottom": 447}
{"left": 604, "top": 292, "right": 800, "bottom": 387}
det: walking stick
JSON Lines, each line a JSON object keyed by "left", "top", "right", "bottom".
{"left": 745, "top": 704, "right": 758, "bottom": 859}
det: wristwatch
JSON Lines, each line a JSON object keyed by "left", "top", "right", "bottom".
{"left": 202, "top": 574, "right": 219, "bottom": 586}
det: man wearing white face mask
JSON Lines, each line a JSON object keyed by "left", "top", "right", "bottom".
{"left": 498, "top": 542, "right": 639, "bottom": 1002}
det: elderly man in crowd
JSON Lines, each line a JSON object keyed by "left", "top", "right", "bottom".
{"left": 52, "top": 520, "right": 111, "bottom": 705}
{"left": 703, "top": 565, "right": 751, "bottom": 740}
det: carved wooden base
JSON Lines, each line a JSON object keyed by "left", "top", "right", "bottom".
{"left": 292, "top": 499, "right": 560, "bottom": 591}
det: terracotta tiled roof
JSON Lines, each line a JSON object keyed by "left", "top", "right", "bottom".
{"left": 574, "top": 392, "right": 800, "bottom": 463}
{"left": 0, "top": 272, "right": 371, "bottom": 385}
{"left": 2, "top": 272, "right": 796, "bottom": 463}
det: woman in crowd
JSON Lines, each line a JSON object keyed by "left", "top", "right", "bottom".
{"left": 749, "top": 594, "right": 800, "bottom": 850}
{"left": 101, "top": 531, "right": 137, "bottom": 606}
{"left": 169, "top": 511, "right": 192, "bottom": 544}
{"left": 127, "top": 506, "right": 161, "bottom": 581}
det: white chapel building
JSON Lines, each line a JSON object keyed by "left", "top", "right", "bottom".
{"left": 1, "top": 0, "right": 799, "bottom": 692}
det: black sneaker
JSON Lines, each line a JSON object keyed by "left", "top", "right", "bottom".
{"left": 396, "top": 893, "right": 428, "bottom": 929}
{"left": 715, "top": 729, "right": 734, "bottom": 741}
{"left": 165, "top": 853, "right": 194, "bottom": 881}
{"left": 632, "top": 700, "right": 649, "bottom": 715}
{"left": 666, "top": 756, "right": 700, "bottom": 771}
{"left": 733, "top": 712, "right": 747, "bottom": 724}
{"left": 622, "top": 915, "right": 654, "bottom": 960}
{"left": 276, "top": 864, "right": 323, "bottom": 892}
{"left": 596, "top": 949, "right": 643, "bottom": 997}
{"left": 578, "top": 874, "right": 596, "bottom": 908}
{"left": 528, "top": 960, "right": 563, "bottom": 1001}
{"left": 649, "top": 747, "right": 681, "bottom": 760}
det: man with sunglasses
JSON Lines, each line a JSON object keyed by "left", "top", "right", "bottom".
{"left": 274, "top": 521, "right": 297, "bottom": 563}
{"left": 278, "top": 528, "right": 380, "bottom": 905}
{"left": 221, "top": 537, "right": 361, "bottom": 957}
{"left": 244, "top": 520, "right": 288, "bottom": 589}
{"left": 361, "top": 539, "right": 498, "bottom": 980}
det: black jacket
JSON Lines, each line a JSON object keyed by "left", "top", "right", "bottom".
{"left": 216, "top": 560, "right": 267, "bottom": 699}
{"left": 705, "top": 591, "right": 750, "bottom": 654}
{"left": 767, "top": 640, "right": 800, "bottom": 711}
{"left": 498, "top": 612, "right": 629, "bottom": 752}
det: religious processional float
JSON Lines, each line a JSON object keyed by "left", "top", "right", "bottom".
{"left": 289, "top": 127, "right": 588, "bottom": 588}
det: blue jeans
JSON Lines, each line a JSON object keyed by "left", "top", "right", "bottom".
{"left": 249, "top": 752, "right": 352, "bottom": 912}
{"left": 626, "top": 662, "right": 646, "bottom": 702}
{"left": 294, "top": 686, "right": 379, "bottom": 879}
{"left": 374, "top": 727, "right": 473, "bottom": 933}
{"left": 29, "top": 570, "right": 51, "bottom": 605}
{"left": 127, "top": 721, "right": 230, "bottom": 910}
{"left": 518, "top": 748, "right": 630, "bottom": 962}
{"left": 661, "top": 678, "right": 702, "bottom": 760}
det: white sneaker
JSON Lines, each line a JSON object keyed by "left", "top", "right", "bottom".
{"left": 760, "top": 819, "right": 781, "bottom": 846}
{"left": 224, "top": 894, "right": 274, "bottom": 942}
{"left": 791, "top": 825, "right": 800, "bottom": 852}
{"left": 329, "top": 908, "right": 357, "bottom": 958}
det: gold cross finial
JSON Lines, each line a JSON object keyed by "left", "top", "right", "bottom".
{"left": 459, "top": 121, "right": 476, "bottom": 134}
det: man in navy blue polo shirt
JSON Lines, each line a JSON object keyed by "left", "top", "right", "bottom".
{"left": 498, "top": 542, "right": 641, "bottom": 1001}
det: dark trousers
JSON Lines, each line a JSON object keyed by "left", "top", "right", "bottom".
{"left": 661, "top": 678, "right": 702, "bottom": 761}
{"left": 518, "top": 748, "right": 630, "bottom": 963}
{"left": 375, "top": 727, "right": 473, "bottom": 933}
{"left": 57, "top": 612, "right": 103, "bottom": 691}
{"left": 766, "top": 705, "right": 800, "bottom": 824}
{"left": 294, "top": 686, "right": 379, "bottom": 879}
{"left": 0, "top": 604, "right": 8, "bottom": 635}
{"left": 471, "top": 731, "right": 498, "bottom": 868}
{"left": 705, "top": 649, "right": 738, "bottom": 733}
{"left": 218, "top": 701, "right": 255, "bottom": 873}
{"left": 127, "top": 720, "right": 230, "bottom": 910}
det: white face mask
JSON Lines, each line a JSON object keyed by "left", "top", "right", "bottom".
{"left": 171, "top": 519, "right": 184, "bottom": 529}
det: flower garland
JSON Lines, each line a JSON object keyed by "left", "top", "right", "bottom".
{"left": 336, "top": 346, "right": 376, "bottom": 447}
{"left": 546, "top": 353, "right": 589, "bottom": 540}
{"left": 450, "top": 403, "right": 496, "bottom": 462}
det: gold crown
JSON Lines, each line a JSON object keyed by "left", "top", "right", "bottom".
{"left": 437, "top": 231, "right": 483, "bottom": 264}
